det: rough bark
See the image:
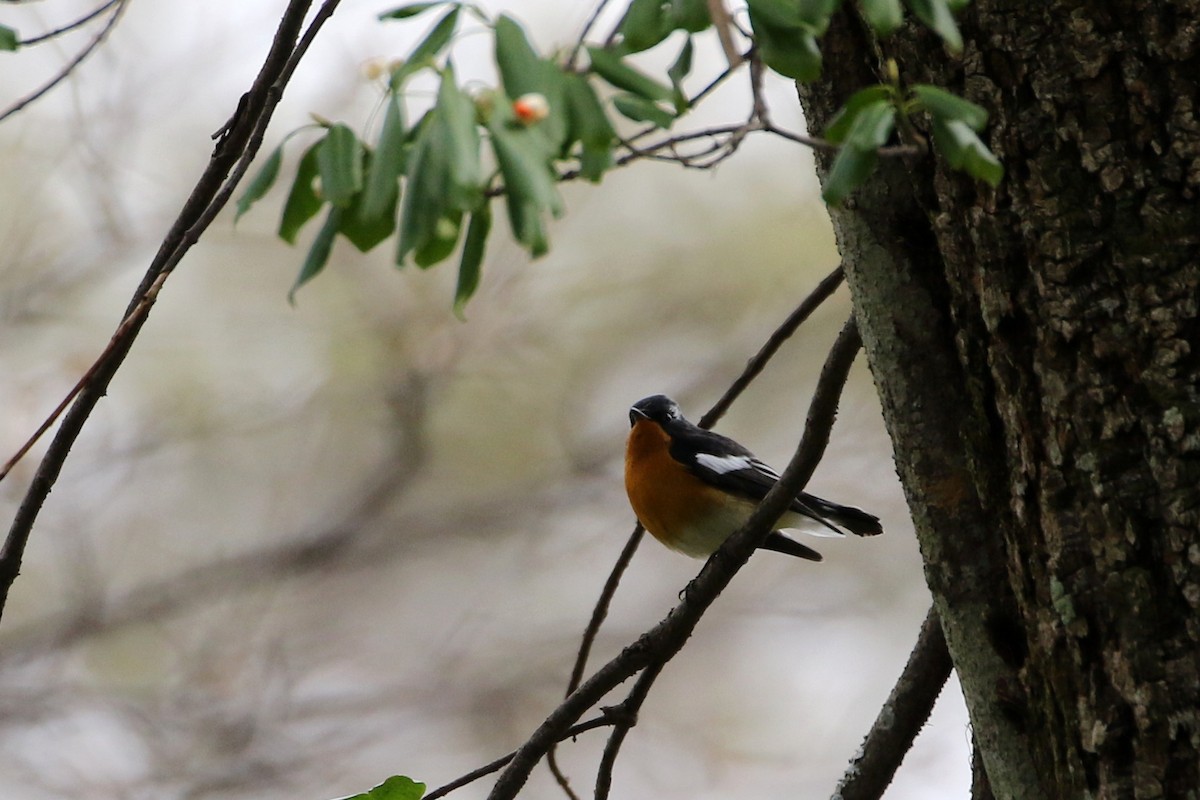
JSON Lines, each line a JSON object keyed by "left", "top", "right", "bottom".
{"left": 799, "top": 3, "right": 1200, "bottom": 798}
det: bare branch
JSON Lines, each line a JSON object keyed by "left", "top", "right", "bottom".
{"left": 832, "top": 604, "right": 953, "bottom": 800}
{"left": 700, "top": 264, "right": 844, "bottom": 428}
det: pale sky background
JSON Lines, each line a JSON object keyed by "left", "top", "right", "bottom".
{"left": 0, "top": 2, "right": 970, "bottom": 799}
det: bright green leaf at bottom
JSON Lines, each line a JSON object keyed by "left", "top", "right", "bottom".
{"left": 342, "top": 775, "right": 426, "bottom": 800}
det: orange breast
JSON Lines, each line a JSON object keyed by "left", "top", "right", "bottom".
{"left": 625, "top": 420, "right": 750, "bottom": 557}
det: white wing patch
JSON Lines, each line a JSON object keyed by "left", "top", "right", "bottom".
{"left": 694, "top": 453, "right": 754, "bottom": 475}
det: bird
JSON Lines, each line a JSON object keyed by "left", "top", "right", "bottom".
{"left": 624, "top": 394, "right": 882, "bottom": 561}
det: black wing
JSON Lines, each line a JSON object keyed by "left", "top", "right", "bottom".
{"left": 668, "top": 424, "right": 882, "bottom": 537}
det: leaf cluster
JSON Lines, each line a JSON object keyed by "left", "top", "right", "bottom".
{"left": 234, "top": 0, "right": 1000, "bottom": 310}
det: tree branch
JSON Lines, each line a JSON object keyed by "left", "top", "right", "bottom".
{"left": 832, "top": 604, "right": 953, "bottom": 800}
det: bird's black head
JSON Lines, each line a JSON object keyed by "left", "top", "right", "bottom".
{"left": 629, "top": 394, "right": 685, "bottom": 427}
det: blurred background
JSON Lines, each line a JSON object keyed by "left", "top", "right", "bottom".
{"left": 0, "top": 2, "right": 969, "bottom": 798}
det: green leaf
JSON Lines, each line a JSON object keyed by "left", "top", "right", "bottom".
{"left": 454, "top": 205, "right": 491, "bottom": 318}
{"left": 745, "top": 0, "right": 802, "bottom": 27}
{"left": 796, "top": 0, "right": 841, "bottom": 33}
{"left": 437, "top": 65, "right": 484, "bottom": 208}
{"left": 858, "top": 0, "right": 904, "bottom": 34}
{"left": 506, "top": 195, "right": 549, "bottom": 257}
{"left": 668, "top": 0, "right": 711, "bottom": 32}
{"left": 945, "top": 0, "right": 971, "bottom": 11}
{"left": 931, "top": 117, "right": 1003, "bottom": 186}
{"left": 905, "top": 0, "right": 962, "bottom": 52}
{"left": 563, "top": 74, "right": 615, "bottom": 181}
{"left": 396, "top": 118, "right": 449, "bottom": 264}
{"left": 413, "top": 210, "right": 462, "bottom": 267}
{"left": 361, "top": 92, "right": 407, "bottom": 221}
{"left": 586, "top": 46, "right": 675, "bottom": 104}
{"left": 0, "top": 25, "right": 18, "bottom": 52}
{"left": 667, "top": 36, "right": 693, "bottom": 103}
{"left": 620, "top": 0, "right": 672, "bottom": 54}
{"left": 822, "top": 144, "right": 878, "bottom": 206}
{"left": 391, "top": 6, "right": 460, "bottom": 86}
{"left": 339, "top": 152, "right": 396, "bottom": 252}
{"left": 289, "top": 206, "right": 341, "bottom": 303}
{"left": 823, "top": 85, "right": 893, "bottom": 143}
{"left": 235, "top": 143, "right": 283, "bottom": 222}
{"left": 821, "top": 100, "right": 896, "bottom": 205}
{"left": 748, "top": 11, "right": 822, "bottom": 82}
{"left": 317, "top": 123, "right": 364, "bottom": 207}
{"left": 395, "top": 67, "right": 482, "bottom": 265}
{"left": 486, "top": 97, "right": 564, "bottom": 256}
{"left": 843, "top": 99, "right": 896, "bottom": 151}
{"left": 279, "top": 142, "right": 324, "bottom": 244}
{"left": 494, "top": 16, "right": 569, "bottom": 151}
{"left": 910, "top": 84, "right": 988, "bottom": 130}
{"left": 612, "top": 94, "right": 675, "bottom": 129}
{"left": 343, "top": 775, "right": 427, "bottom": 800}
{"left": 379, "top": 2, "right": 445, "bottom": 19}
{"left": 494, "top": 15, "right": 543, "bottom": 97}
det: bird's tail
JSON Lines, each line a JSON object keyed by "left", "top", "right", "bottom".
{"left": 799, "top": 494, "right": 883, "bottom": 537}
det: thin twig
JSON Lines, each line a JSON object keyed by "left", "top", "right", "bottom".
{"left": 832, "top": 604, "right": 953, "bottom": 800}
{"left": 565, "top": 0, "right": 613, "bottom": 71}
{"left": 594, "top": 660, "right": 663, "bottom": 799}
{"left": 700, "top": 265, "right": 844, "bottom": 427}
{"left": 486, "top": 317, "right": 863, "bottom": 800}
{"left": 0, "top": 0, "right": 129, "bottom": 124}
{"left": 17, "top": 0, "right": 121, "bottom": 46}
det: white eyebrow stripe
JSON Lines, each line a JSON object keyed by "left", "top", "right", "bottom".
{"left": 694, "top": 453, "right": 755, "bottom": 475}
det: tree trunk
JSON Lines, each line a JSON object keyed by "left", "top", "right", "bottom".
{"left": 798, "top": 3, "right": 1200, "bottom": 797}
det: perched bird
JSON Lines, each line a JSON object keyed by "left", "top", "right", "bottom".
{"left": 624, "top": 394, "right": 882, "bottom": 561}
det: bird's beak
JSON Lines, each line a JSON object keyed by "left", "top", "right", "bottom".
{"left": 629, "top": 407, "right": 649, "bottom": 426}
